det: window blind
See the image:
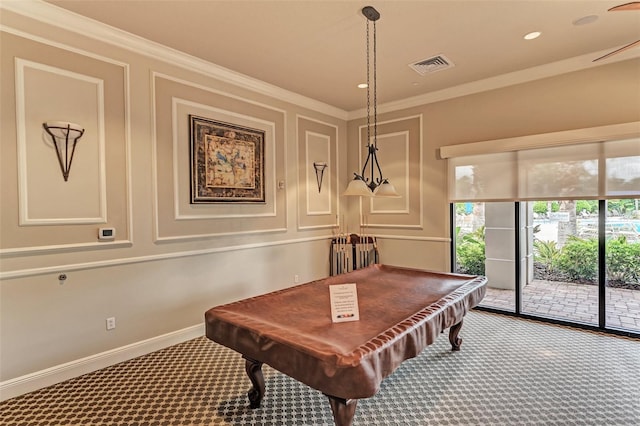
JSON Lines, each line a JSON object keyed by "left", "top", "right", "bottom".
{"left": 448, "top": 137, "right": 640, "bottom": 202}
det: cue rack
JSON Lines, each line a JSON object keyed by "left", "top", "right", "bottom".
{"left": 330, "top": 233, "right": 379, "bottom": 276}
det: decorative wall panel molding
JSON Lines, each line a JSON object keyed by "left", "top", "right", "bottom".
{"left": 296, "top": 116, "right": 340, "bottom": 230}
{"left": 15, "top": 58, "right": 107, "bottom": 225}
{"left": 369, "top": 131, "right": 410, "bottom": 214}
{"left": 305, "top": 131, "right": 332, "bottom": 215}
{"left": 357, "top": 115, "right": 423, "bottom": 229}
{"left": 152, "top": 73, "right": 287, "bottom": 241}
{"left": 0, "top": 235, "right": 329, "bottom": 280}
{"left": 0, "top": 33, "right": 131, "bottom": 252}
{"left": 171, "top": 98, "right": 277, "bottom": 219}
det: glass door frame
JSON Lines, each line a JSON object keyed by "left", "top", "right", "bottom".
{"left": 450, "top": 201, "right": 639, "bottom": 339}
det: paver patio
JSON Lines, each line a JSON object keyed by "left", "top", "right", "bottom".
{"left": 482, "top": 279, "right": 640, "bottom": 331}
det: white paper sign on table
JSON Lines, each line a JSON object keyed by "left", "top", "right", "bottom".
{"left": 329, "top": 283, "right": 360, "bottom": 323}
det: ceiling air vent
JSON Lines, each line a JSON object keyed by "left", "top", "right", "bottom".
{"left": 409, "top": 55, "right": 454, "bottom": 75}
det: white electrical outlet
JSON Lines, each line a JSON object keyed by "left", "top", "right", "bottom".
{"left": 294, "top": 274, "right": 300, "bottom": 283}
{"left": 106, "top": 317, "right": 116, "bottom": 330}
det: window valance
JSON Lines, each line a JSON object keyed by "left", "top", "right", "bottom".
{"left": 443, "top": 122, "right": 640, "bottom": 202}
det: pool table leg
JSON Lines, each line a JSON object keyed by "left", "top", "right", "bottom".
{"left": 326, "top": 395, "right": 358, "bottom": 426}
{"left": 449, "top": 319, "right": 463, "bottom": 351}
{"left": 243, "top": 356, "right": 265, "bottom": 408}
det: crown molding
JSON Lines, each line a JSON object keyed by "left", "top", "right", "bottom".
{"left": 3, "top": 1, "right": 637, "bottom": 123}
{"left": 348, "top": 46, "right": 640, "bottom": 120}
{"left": 0, "top": 0, "right": 349, "bottom": 120}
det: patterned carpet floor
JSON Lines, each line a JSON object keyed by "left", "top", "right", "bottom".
{"left": 1, "top": 311, "right": 639, "bottom": 425}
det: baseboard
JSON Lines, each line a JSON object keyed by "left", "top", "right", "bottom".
{"left": 0, "top": 324, "right": 204, "bottom": 402}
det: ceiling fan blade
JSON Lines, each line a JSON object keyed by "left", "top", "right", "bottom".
{"left": 609, "top": 2, "right": 640, "bottom": 11}
{"left": 593, "top": 39, "right": 640, "bottom": 62}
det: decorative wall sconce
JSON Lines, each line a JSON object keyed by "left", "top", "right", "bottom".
{"left": 313, "top": 161, "right": 327, "bottom": 193}
{"left": 43, "top": 121, "right": 85, "bottom": 182}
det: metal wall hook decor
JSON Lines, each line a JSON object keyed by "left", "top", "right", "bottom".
{"left": 313, "top": 161, "right": 327, "bottom": 193}
{"left": 43, "top": 121, "right": 85, "bottom": 182}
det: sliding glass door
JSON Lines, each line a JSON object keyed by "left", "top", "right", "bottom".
{"left": 454, "top": 201, "right": 516, "bottom": 313}
{"left": 521, "top": 200, "right": 599, "bottom": 326}
{"left": 452, "top": 199, "right": 640, "bottom": 335}
{"left": 448, "top": 134, "right": 639, "bottom": 335}
{"left": 605, "top": 199, "right": 640, "bottom": 333}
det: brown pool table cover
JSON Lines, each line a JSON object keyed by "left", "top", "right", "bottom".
{"left": 205, "top": 264, "right": 487, "bottom": 400}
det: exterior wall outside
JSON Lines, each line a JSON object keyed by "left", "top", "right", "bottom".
{"left": 523, "top": 202, "right": 535, "bottom": 287}
{"left": 484, "top": 203, "right": 516, "bottom": 290}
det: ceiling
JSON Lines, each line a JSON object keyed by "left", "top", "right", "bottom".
{"left": 45, "top": 0, "right": 640, "bottom": 112}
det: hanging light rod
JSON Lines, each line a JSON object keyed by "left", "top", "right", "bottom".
{"left": 343, "top": 6, "right": 400, "bottom": 198}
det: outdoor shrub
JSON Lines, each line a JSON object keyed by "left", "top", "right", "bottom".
{"left": 456, "top": 226, "right": 486, "bottom": 276}
{"left": 533, "top": 201, "right": 547, "bottom": 215}
{"left": 532, "top": 201, "right": 560, "bottom": 215}
{"left": 607, "top": 199, "right": 636, "bottom": 215}
{"left": 556, "top": 236, "right": 598, "bottom": 282}
{"left": 533, "top": 239, "right": 561, "bottom": 278}
{"left": 606, "top": 237, "right": 640, "bottom": 285}
{"left": 457, "top": 241, "right": 485, "bottom": 275}
{"left": 576, "top": 200, "right": 597, "bottom": 215}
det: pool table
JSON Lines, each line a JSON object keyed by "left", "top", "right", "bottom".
{"left": 205, "top": 264, "right": 487, "bottom": 425}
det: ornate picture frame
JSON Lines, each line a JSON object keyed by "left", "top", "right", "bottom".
{"left": 190, "top": 115, "right": 265, "bottom": 203}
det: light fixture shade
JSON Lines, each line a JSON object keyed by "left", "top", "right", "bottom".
{"left": 44, "top": 121, "right": 84, "bottom": 139}
{"left": 373, "top": 180, "right": 401, "bottom": 198}
{"left": 343, "top": 177, "right": 374, "bottom": 197}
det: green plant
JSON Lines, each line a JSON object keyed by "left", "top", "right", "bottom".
{"left": 607, "top": 199, "right": 635, "bottom": 215}
{"left": 532, "top": 201, "right": 560, "bottom": 215}
{"left": 533, "top": 201, "right": 548, "bottom": 215}
{"left": 463, "top": 226, "right": 485, "bottom": 243}
{"left": 456, "top": 226, "right": 486, "bottom": 275}
{"left": 576, "top": 200, "right": 597, "bottom": 215}
{"left": 606, "top": 236, "right": 640, "bottom": 284}
{"left": 556, "top": 236, "right": 598, "bottom": 282}
{"left": 533, "top": 239, "right": 561, "bottom": 278}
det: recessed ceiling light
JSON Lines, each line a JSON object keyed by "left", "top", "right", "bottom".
{"left": 357, "top": 83, "right": 368, "bottom": 89}
{"left": 524, "top": 31, "right": 541, "bottom": 40}
{"left": 573, "top": 15, "right": 598, "bottom": 26}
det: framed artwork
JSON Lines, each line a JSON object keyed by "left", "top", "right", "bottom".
{"left": 190, "top": 115, "right": 265, "bottom": 203}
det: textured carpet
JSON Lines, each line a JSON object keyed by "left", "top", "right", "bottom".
{"left": 2, "top": 311, "right": 639, "bottom": 425}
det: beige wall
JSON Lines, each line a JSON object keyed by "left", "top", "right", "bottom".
{"left": 1, "top": 4, "right": 639, "bottom": 399}
{"left": 347, "top": 58, "right": 640, "bottom": 271}
{"left": 0, "top": 7, "right": 345, "bottom": 396}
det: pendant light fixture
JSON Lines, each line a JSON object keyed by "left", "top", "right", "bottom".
{"left": 343, "top": 6, "right": 400, "bottom": 198}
